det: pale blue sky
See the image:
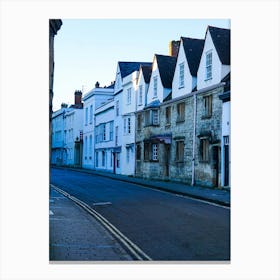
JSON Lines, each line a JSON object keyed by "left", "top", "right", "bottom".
{"left": 53, "top": 19, "right": 230, "bottom": 111}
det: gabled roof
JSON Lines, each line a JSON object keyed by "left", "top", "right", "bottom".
{"left": 181, "top": 37, "right": 204, "bottom": 76}
{"left": 141, "top": 65, "right": 153, "bottom": 83}
{"left": 208, "top": 26, "right": 230, "bottom": 65}
{"left": 155, "top": 54, "right": 177, "bottom": 88}
{"left": 118, "top": 61, "right": 151, "bottom": 78}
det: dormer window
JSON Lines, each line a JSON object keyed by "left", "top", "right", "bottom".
{"left": 138, "top": 85, "right": 143, "bottom": 105}
{"left": 205, "top": 51, "right": 212, "bottom": 80}
{"left": 179, "top": 62, "right": 184, "bottom": 88}
{"left": 153, "top": 76, "right": 158, "bottom": 98}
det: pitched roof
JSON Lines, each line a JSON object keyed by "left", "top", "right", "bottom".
{"left": 118, "top": 61, "right": 151, "bottom": 78}
{"left": 208, "top": 26, "right": 230, "bottom": 65}
{"left": 181, "top": 37, "right": 204, "bottom": 76}
{"left": 155, "top": 54, "right": 177, "bottom": 88}
{"left": 141, "top": 65, "right": 153, "bottom": 83}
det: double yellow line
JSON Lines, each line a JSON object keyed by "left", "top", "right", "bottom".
{"left": 50, "top": 184, "right": 152, "bottom": 261}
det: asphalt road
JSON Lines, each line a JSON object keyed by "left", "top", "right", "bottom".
{"left": 50, "top": 167, "right": 230, "bottom": 261}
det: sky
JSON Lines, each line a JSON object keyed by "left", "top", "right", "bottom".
{"left": 53, "top": 19, "right": 230, "bottom": 111}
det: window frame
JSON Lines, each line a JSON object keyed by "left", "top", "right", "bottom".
{"left": 176, "top": 102, "right": 185, "bottom": 123}
{"left": 175, "top": 140, "right": 184, "bottom": 162}
{"left": 179, "top": 62, "right": 185, "bottom": 88}
{"left": 205, "top": 51, "right": 213, "bottom": 80}
{"left": 152, "top": 143, "right": 158, "bottom": 161}
{"left": 153, "top": 76, "right": 158, "bottom": 98}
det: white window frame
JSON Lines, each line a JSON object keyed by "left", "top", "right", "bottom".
{"left": 152, "top": 110, "right": 159, "bottom": 125}
{"left": 153, "top": 76, "right": 158, "bottom": 98}
{"left": 139, "top": 85, "right": 143, "bottom": 105}
{"left": 127, "top": 88, "right": 132, "bottom": 105}
{"left": 179, "top": 62, "right": 185, "bottom": 88}
{"left": 127, "top": 117, "right": 131, "bottom": 134}
{"left": 85, "top": 107, "right": 88, "bottom": 125}
{"left": 205, "top": 51, "right": 213, "bottom": 80}
{"left": 152, "top": 143, "right": 158, "bottom": 161}
{"left": 124, "top": 118, "right": 127, "bottom": 134}
{"left": 89, "top": 105, "right": 93, "bottom": 124}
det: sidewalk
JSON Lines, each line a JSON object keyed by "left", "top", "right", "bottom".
{"left": 49, "top": 187, "right": 133, "bottom": 261}
{"left": 52, "top": 166, "right": 230, "bottom": 207}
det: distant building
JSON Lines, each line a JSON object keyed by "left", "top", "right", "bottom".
{"left": 112, "top": 61, "right": 151, "bottom": 174}
{"left": 94, "top": 98, "right": 115, "bottom": 173}
{"left": 51, "top": 103, "right": 67, "bottom": 166}
{"left": 51, "top": 91, "right": 83, "bottom": 167}
{"left": 63, "top": 91, "right": 83, "bottom": 167}
{"left": 82, "top": 82, "right": 114, "bottom": 169}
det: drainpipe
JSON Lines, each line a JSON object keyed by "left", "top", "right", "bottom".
{"left": 191, "top": 92, "right": 197, "bottom": 186}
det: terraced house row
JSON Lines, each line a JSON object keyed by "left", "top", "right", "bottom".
{"left": 51, "top": 25, "right": 231, "bottom": 188}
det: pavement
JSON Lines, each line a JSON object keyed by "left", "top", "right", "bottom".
{"left": 52, "top": 166, "right": 230, "bottom": 207}
{"left": 49, "top": 187, "right": 133, "bottom": 261}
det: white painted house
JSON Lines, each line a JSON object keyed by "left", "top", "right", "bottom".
{"left": 94, "top": 98, "right": 115, "bottom": 173}
{"left": 219, "top": 73, "right": 231, "bottom": 187}
{"left": 172, "top": 37, "right": 204, "bottom": 98}
{"left": 82, "top": 82, "right": 114, "bottom": 169}
{"left": 197, "top": 26, "right": 230, "bottom": 91}
{"left": 146, "top": 54, "right": 177, "bottom": 105}
{"left": 113, "top": 61, "right": 151, "bottom": 175}
{"left": 63, "top": 91, "right": 83, "bottom": 167}
{"left": 136, "top": 64, "right": 152, "bottom": 111}
{"left": 51, "top": 104, "right": 68, "bottom": 165}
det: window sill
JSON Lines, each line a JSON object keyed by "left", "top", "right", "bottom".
{"left": 176, "top": 119, "right": 185, "bottom": 123}
{"left": 204, "top": 77, "right": 212, "bottom": 81}
{"left": 175, "top": 160, "right": 184, "bottom": 163}
{"left": 178, "top": 85, "right": 184, "bottom": 89}
{"left": 165, "top": 123, "right": 171, "bottom": 128}
{"left": 201, "top": 115, "right": 212, "bottom": 120}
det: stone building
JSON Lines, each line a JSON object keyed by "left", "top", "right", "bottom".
{"left": 135, "top": 26, "right": 230, "bottom": 188}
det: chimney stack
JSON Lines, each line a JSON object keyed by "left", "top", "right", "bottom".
{"left": 74, "top": 90, "right": 82, "bottom": 105}
{"left": 169, "top": 40, "right": 180, "bottom": 57}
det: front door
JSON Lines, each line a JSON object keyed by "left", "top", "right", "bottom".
{"left": 164, "top": 144, "right": 170, "bottom": 177}
{"left": 224, "top": 136, "right": 230, "bottom": 186}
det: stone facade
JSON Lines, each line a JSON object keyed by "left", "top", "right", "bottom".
{"left": 135, "top": 84, "right": 224, "bottom": 187}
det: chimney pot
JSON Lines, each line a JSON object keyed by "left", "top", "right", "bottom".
{"left": 95, "top": 81, "right": 100, "bottom": 88}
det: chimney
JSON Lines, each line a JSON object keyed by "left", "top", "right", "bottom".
{"left": 95, "top": 81, "right": 100, "bottom": 88}
{"left": 169, "top": 40, "right": 180, "bottom": 57}
{"left": 61, "top": 103, "right": 68, "bottom": 108}
{"left": 74, "top": 90, "right": 82, "bottom": 105}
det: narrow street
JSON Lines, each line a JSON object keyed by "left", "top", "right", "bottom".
{"left": 50, "top": 167, "right": 230, "bottom": 261}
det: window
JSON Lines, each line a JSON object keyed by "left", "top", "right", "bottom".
{"left": 136, "top": 144, "right": 141, "bottom": 160}
{"left": 152, "top": 110, "right": 159, "bottom": 125}
{"left": 95, "top": 151, "right": 98, "bottom": 167}
{"left": 137, "top": 114, "right": 142, "bottom": 130}
{"left": 89, "top": 135, "right": 93, "bottom": 159}
{"left": 144, "top": 110, "right": 159, "bottom": 126}
{"left": 153, "top": 76, "right": 157, "bottom": 97}
{"left": 110, "top": 152, "right": 113, "bottom": 167}
{"left": 200, "top": 138, "right": 209, "bottom": 162}
{"left": 84, "top": 136, "right": 88, "bottom": 159}
{"left": 177, "top": 102, "right": 185, "bottom": 122}
{"left": 127, "top": 117, "right": 131, "bottom": 134}
{"left": 109, "top": 121, "right": 113, "bottom": 141}
{"left": 144, "top": 143, "right": 150, "bottom": 161}
{"left": 116, "top": 153, "right": 120, "bottom": 168}
{"left": 127, "top": 88, "right": 132, "bottom": 104}
{"left": 165, "top": 106, "right": 171, "bottom": 125}
{"left": 152, "top": 144, "right": 158, "bottom": 161}
{"left": 102, "top": 124, "right": 106, "bottom": 141}
{"left": 139, "top": 85, "right": 143, "bottom": 105}
{"left": 95, "top": 126, "right": 99, "bottom": 143}
{"left": 115, "top": 126, "right": 118, "bottom": 146}
{"left": 124, "top": 118, "right": 127, "bottom": 134}
{"left": 179, "top": 62, "right": 184, "bottom": 88}
{"left": 102, "top": 151, "right": 106, "bottom": 167}
{"left": 89, "top": 105, "right": 93, "bottom": 124}
{"left": 85, "top": 107, "right": 88, "bottom": 125}
{"left": 206, "top": 51, "right": 212, "bottom": 80}
{"left": 203, "top": 95, "right": 212, "bottom": 117}
{"left": 116, "top": 100, "right": 119, "bottom": 116}
{"left": 126, "top": 148, "right": 130, "bottom": 163}
{"left": 176, "top": 140, "right": 184, "bottom": 162}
